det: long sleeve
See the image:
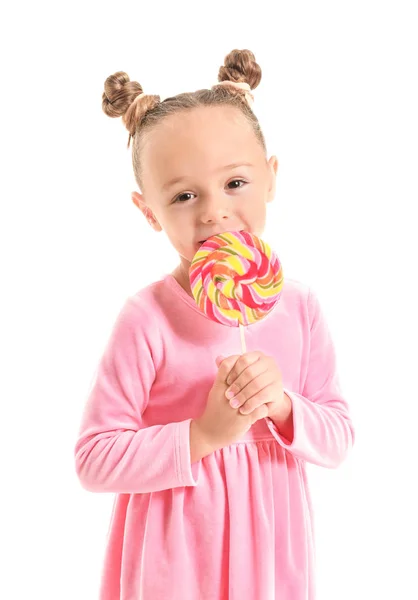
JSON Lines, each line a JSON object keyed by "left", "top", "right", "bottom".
{"left": 266, "top": 287, "right": 355, "bottom": 468}
{"left": 74, "top": 297, "right": 200, "bottom": 494}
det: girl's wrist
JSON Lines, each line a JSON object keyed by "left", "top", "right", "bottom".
{"left": 189, "top": 419, "right": 217, "bottom": 463}
{"left": 268, "top": 393, "right": 294, "bottom": 442}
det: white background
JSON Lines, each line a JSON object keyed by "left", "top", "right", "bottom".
{"left": 1, "top": 1, "right": 417, "bottom": 598}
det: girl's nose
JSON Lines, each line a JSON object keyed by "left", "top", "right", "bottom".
{"left": 200, "top": 196, "right": 231, "bottom": 223}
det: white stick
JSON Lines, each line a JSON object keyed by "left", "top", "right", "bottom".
{"left": 239, "top": 323, "right": 247, "bottom": 354}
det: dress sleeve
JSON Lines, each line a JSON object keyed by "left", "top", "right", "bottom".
{"left": 265, "top": 287, "right": 355, "bottom": 468}
{"left": 74, "top": 297, "right": 200, "bottom": 493}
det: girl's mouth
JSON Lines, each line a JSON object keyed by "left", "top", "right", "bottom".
{"left": 198, "top": 230, "right": 246, "bottom": 246}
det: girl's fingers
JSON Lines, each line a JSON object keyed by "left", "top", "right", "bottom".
{"left": 225, "top": 360, "right": 269, "bottom": 402}
{"left": 249, "top": 403, "right": 269, "bottom": 424}
{"left": 217, "top": 355, "right": 241, "bottom": 382}
{"left": 238, "top": 384, "right": 275, "bottom": 415}
{"left": 225, "top": 351, "right": 264, "bottom": 387}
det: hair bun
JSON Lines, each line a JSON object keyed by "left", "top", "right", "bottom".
{"left": 218, "top": 49, "right": 262, "bottom": 91}
{"left": 102, "top": 71, "right": 142, "bottom": 118}
{"left": 102, "top": 71, "right": 160, "bottom": 147}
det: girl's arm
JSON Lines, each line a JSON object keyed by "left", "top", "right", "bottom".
{"left": 266, "top": 287, "right": 355, "bottom": 468}
{"left": 74, "top": 297, "right": 202, "bottom": 494}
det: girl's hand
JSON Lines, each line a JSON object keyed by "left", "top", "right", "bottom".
{"left": 193, "top": 355, "right": 270, "bottom": 453}
{"left": 223, "top": 351, "right": 291, "bottom": 422}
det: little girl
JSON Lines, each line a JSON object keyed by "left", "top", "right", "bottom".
{"left": 74, "top": 48, "right": 355, "bottom": 600}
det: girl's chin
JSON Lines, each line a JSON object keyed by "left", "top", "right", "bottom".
{"left": 179, "top": 242, "right": 205, "bottom": 264}
{"left": 190, "top": 243, "right": 202, "bottom": 257}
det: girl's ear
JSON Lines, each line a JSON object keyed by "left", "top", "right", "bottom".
{"left": 266, "top": 156, "right": 279, "bottom": 203}
{"left": 131, "top": 191, "right": 162, "bottom": 232}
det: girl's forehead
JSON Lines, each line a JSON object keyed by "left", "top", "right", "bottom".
{"left": 144, "top": 108, "right": 259, "bottom": 164}
{"left": 153, "top": 105, "right": 252, "bottom": 140}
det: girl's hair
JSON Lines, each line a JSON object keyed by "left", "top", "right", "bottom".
{"left": 101, "top": 49, "right": 267, "bottom": 191}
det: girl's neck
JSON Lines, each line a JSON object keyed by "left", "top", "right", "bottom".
{"left": 171, "top": 263, "right": 194, "bottom": 299}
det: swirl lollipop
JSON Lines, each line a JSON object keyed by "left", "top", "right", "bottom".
{"left": 189, "top": 230, "right": 283, "bottom": 352}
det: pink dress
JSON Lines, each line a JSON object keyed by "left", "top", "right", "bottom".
{"left": 74, "top": 274, "right": 355, "bottom": 599}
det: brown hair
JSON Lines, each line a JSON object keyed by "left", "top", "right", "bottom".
{"left": 102, "top": 49, "right": 267, "bottom": 191}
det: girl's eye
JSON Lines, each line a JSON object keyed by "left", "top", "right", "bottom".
{"left": 175, "top": 192, "right": 195, "bottom": 203}
{"left": 173, "top": 180, "right": 247, "bottom": 203}
{"left": 227, "top": 179, "right": 247, "bottom": 190}
{"left": 175, "top": 192, "right": 193, "bottom": 204}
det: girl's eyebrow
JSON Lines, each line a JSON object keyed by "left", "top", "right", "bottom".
{"left": 161, "top": 162, "right": 254, "bottom": 191}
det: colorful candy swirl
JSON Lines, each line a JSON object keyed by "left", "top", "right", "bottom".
{"left": 189, "top": 230, "right": 283, "bottom": 326}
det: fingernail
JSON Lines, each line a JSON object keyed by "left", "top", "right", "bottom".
{"left": 230, "top": 399, "right": 240, "bottom": 408}
{"left": 226, "top": 385, "right": 238, "bottom": 398}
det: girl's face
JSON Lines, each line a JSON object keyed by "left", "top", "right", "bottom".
{"left": 132, "top": 105, "right": 278, "bottom": 271}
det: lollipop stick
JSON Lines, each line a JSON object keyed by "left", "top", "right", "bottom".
{"left": 239, "top": 323, "right": 247, "bottom": 354}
